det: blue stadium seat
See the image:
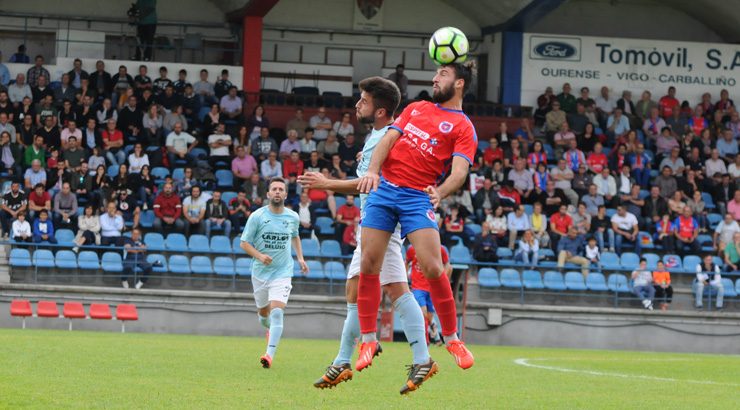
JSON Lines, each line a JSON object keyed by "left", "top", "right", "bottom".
{"left": 33, "top": 250, "right": 55, "bottom": 268}
{"left": 467, "top": 223, "right": 482, "bottom": 236}
{"left": 55, "top": 229, "right": 75, "bottom": 247}
{"left": 600, "top": 252, "right": 620, "bottom": 270}
{"left": 215, "top": 170, "right": 234, "bottom": 188}
{"left": 221, "top": 191, "right": 237, "bottom": 205}
{"left": 144, "top": 233, "right": 165, "bottom": 251}
{"left": 320, "top": 240, "right": 342, "bottom": 258}
{"left": 213, "top": 257, "right": 235, "bottom": 276}
{"left": 565, "top": 272, "right": 587, "bottom": 291}
{"left": 190, "top": 147, "right": 207, "bottom": 160}
{"left": 166, "top": 233, "right": 188, "bottom": 252}
{"left": 210, "top": 235, "right": 231, "bottom": 253}
{"left": 324, "top": 261, "right": 347, "bottom": 280}
{"left": 77, "top": 251, "right": 100, "bottom": 270}
{"left": 147, "top": 254, "right": 168, "bottom": 273}
{"left": 712, "top": 256, "right": 724, "bottom": 268}
{"left": 620, "top": 252, "right": 640, "bottom": 270}
{"left": 643, "top": 253, "right": 660, "bottom": 270}
{"left": 107, "top": 165, "right": 119, "bottom": 178}
{"left": 736, "top": 278, "right": 740, "bottom": 295}
{"left": 523, "top": 204, "right": 533, "bottom": 215}
{"left": 500, "top": 269, "right": 521, "bottom": 288}
{"left": 151, "top": 167, "right": 170, "bottom": 183}
{"left": 305, "top": 260, "right": 325, "bottom": 279}
{"left": 188, "top": 234, "right": 210, "bottom": 252}
{"left": 538, "top": 248, "right": 556, "bottom": 267}
{"left": 55, "top": 250, "right": 78, "bottom": 269}
{"left": 315, "top": 217, "right": 335, "bottom": 236}
{"left": 168, "top": 255, "right": 191, "bottom": 274}
{"left": 522, "top": 270, "right": 544, "bottom": 289}
{"left": 496, "top": 248, "right": 513, "bottom": 259}
{"left": 721, "top": 278, "right": 737, "bottom": 297}
{"left": 586, "top": 273, "right": 609, "bottom": 291}
{"left": 697, "top": 234, "right": 714, "bottom": 252}
{"left": 637, "top": 231, "right": 654, "bottom": 250}
{"left": 102, "top": 252, "right": 123, "bottom": 272}
{"left": 662, "top": 254, "right": 683, "bottom": 272}
{"left": 702, "top": 192, "right": 715, "bottom": 209}
{"left": 140, "top": 210, "right": 155, "bottom": 228}
{"left": 301, "top": 238, "right": 321, "bottom": 258}
{"left": 171, "top": 168, "right": 185, "bottom": 181}
{"left": 235, "top": 258, "right": 252, "bottom": 276}
{"left": 334, "top": 196, "right": 346, "bottom": 209}
{"left": 233, "top": 236, "right": 245, "bottom": 253}
{"left": 707, "top": 213, "right": 722, "bottom": 229}
{"left": 605, "top": 208, "right": 617, "bottom": 218}
{"left": 544, "top": 271, "right": 566, "bottom": 290}
{"left": 9, "top": 248, "right": 32, "bottom": 267}
{"left": 190, "top": 256, "right": 213, "bottom": 274}
{"left": 607, "top": 274, "right": 630, "bottom": 293}
{"left": 477, "top": 268, "right": 500, "bottom": 288}
{"left": 683, "top": 255, "right": 702, "bottom": 273}
{"left": 450, "top": 245, "right": 472, "bottom": 264}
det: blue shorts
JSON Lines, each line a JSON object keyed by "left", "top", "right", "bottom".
{"left": 412, "top": 289, "right": 435, "bottom": 312}
{"left": 361, "top": 179, "right": 438, "bottom": 238}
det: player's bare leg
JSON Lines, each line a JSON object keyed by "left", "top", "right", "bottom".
{"left": 407, "top": 228, "right": 474, "bottom": 369}
{"left": 259, "top": 300, "right": 286, "bottom": 369}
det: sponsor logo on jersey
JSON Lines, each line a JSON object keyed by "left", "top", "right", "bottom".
{"left": 438, "top": 121, "right": 454, "bottom": 133}
{"left": 404, "top": 123, "right": 430, "bottom": 140}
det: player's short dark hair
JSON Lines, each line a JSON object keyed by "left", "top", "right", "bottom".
{"left": 268, "top": 177, "right": 286, "bottom": 188}
{"left": 358, "top": 76, "right": 401, "bottom": 117}
{"left": 444, "top": 60, "right": 477, "bottom": 94}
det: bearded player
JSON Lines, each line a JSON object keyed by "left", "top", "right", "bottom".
{"left": 356, "top": 62, "right": 476, "bottom": 372}
{"left": 299, "top": 77, "right": 435, "bottom": 394}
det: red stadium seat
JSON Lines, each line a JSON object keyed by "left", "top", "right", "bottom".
{"left": 89, "top": 303, "right": 112, "bottom": 320}
{"left": 116, "top": 304, "right": 138, "bottom": 333}
{"left": 10, "top": 300, "right": 32, "bottom": 329}
{"left": 36, "top": 301, "right": 59, "bottom": 318}
{"left": 63, "top": 302, "right": 87, "bottom": 331}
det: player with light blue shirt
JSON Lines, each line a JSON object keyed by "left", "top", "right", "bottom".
{"left": 240, "top": 176, "right": 308, "bottom": 369}
{"left": 299, "top": 77, "right": 433, "bottom": 393}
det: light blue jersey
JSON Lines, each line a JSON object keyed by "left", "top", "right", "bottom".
{"left": 240, "top": 205, "right": 299, "bottom": 281}
{"left": 357, "top": 125, "right": 389, "bottom": 208}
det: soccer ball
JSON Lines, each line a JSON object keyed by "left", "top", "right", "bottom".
{"left": 428, "top": 27, "right": 469, "bottom": 65}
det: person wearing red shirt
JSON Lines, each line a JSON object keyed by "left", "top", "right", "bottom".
{"left": 496, "top": 181, "right": 521, "bottom": 213}
{"left": 27, "top": 183, "right": 51, "bottom": 220}
{"left": 102, "top": 118, "right": 125, "bottom": 165}
{"left": 482, "top": 137, "right": 504, "bottom": 168}
{"left": 335, "top": 194, "right": 360, "bottom": 243}
{"left": 550, "top": 203, "right": 573, "bottom": 250}
{"left": 357, "top": 63, "right": 476, "bottom": 375}
{"left": 282, "top": 150, "right": 305, "bottom": 184}
{"left": 406, "top": 245, "right": 450, "bottom": 346}
{"left": 341, "top": 219, "right": 357, "bottom": 254}
{"left": 441, "top": 205, "right": 465, "bottom": 248}
{"left": 658, "top": 86, "right": 679, "bottom": 119}
{"left": 673, "top": 207, "right": 701, "bottom": 256}
{"left": 587, "top": 142, "right": 608, "bottom": 174}
{"left": 152, "top": 182, "right": 184, "bottom": 233}
{"left": 687, "top": 105, "right": 708, "bottom": 136}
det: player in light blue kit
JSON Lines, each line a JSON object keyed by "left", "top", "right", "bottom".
{"left": 300, "top": 77, "right": 434, "bottom": 394}
{"left": 240, "top": 177, "right": 308, "bottom": 369}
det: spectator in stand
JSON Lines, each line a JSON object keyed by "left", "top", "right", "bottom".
{"left": 470, "top": 222, "right": 497, "bottom": 263}
{"left": 514, "top": 229, "right": 539, "bottom": 268}
{"left": 214, "top": 69, "right": 232, "bottom": 100}
{"left": 557, "top": 226, "right": 589, "bottom": 276}
{"left": 26, "top": 55, "right": 50, "bottom": 88}
{"left": 552, "top": 122, "right": 575, "bottom": 159}
{"left": 317, "top": 129, "right": 339, "bottom": 160}
{"left": 572, "top": 164, "right": 593, "bottom": 197}
{"left": 11, "top": 211, "right": 32, "bottom": 242}
{"left": 387, "top": 64, "right": 408, "bottom": 100}
{"left": 283, "top": 150, "right": 304, "bottom": 185}
{"left": 32, "top": 209, "right": 56, "bottom": 244}
{"left": 571, "top": 202, "right": 591, "bottom": 236}
{"left": 526, "top": 140, "right": 547, "bottom": 170}
{"left": 507, "top": 158, "right": 533, "bottom": 203}
{"left": 23, "top": 159, "right": 46, "bottom": 191}
{"left": 658, "top": 86, "right": 680, "bottom": 118}
{"left": 333, "top": 112, "right": 354, "bottom": 139}
{"left": 714, "top": 174, "right": 736, "bottom": 217}
{"left": 99, "top": 201, "right": 124, "bottom": 246}
{"left": 723, "top": 232, "right": 740, "bottom": 273}
{"left": 694, "top": 254, "right": 724, "bottom": 310}
{"left": 338, "top": 133, "right": 359, "bottom": 171}
{"left": 9, "top": 44, "right": 30, "bottom": 64}
{"left": 246, "top": 105, "right": 270, "bottom": 142}
{"left": 673, "top": 207, "right": 701, "bottom": 256}
{"left": 32, "top": 76, "right": 54, "bottom": 106}
{"left": 1, "top": 181, "right": 27, "bottom": 237}
{"left": 88, "top": 60, "right": 113, "bottom": 99}
{"left": 115, "top": 189, "right": 141, "bottom": 229}
{"left": 207, "top": 123, "right": 232, "bottom": 169}
{"left": 229, "top": 190, "right": 251, "bottom": 231}
{"left": 204, "top": 190, "right": 231, "bottom": 237}
{"left": 201, "top": 103, "right": 222, "bottom": 136}
{"left": 182, "top": 185, "right": 208, "bottom": 236}
{"left": 654, "top": 166, "right": 678, "bottom": 199}
{"left": 441, "top": 205, "right": 465, "bottom": 248}
{"left": 341, "top": 217, "right": 358, "bottom": 255}
{"left": 594, "top": 86, "right": 616, "bottom": 125}
{"left": 556, "top": 83, "right": 576, "bottom": 114}
{"left": 728, "top": 155, "right": 740, "bottom": 180}
{"left": 152, "top": 67, "right": 172, "bottom": 96}
{"left": 335, "top": 194, "right": 360, "bottom": 243}
{"left": 141, "top": 104, "right": 163, "bottom": 144}
{"left": 706, "top": 148, "right": 728, "bottom": 177}
{"left": 473, "top": 177, "right": 497, "bottom": 222}
{"left": 126, "top": 143, "right": 149, "bottom": 174}
{"left": 36, "top": 97, "right": 58, "bottom": 130}
{"left": 591, "top": 205, "right": 613, "bottom": 251}
{"left": 530, "top": 202, "right": 549, "bottom": 248}
{"left": 563, "top": 139, "right": 586, "bottom": 173}
{"left": 193, "top": 69, "right": 215, "bottom": 106}
{"left": 687, "top": 105, "right": 708, "bottom": 136}
{"left": 631, "top": 259, "right": 655, "bottom": 310}
{"left": 102, "top": 119, "right": 125, "bottom": 168}
{"left": 251, "top": 127, "right": 278, "bottom": 163}
{"left": 219, "top": 86, "right": 243, "bottom": 122}
{"left": 582, "top": 184, "right": 604, "bottom": 217}
{"left": 305, "top": 168, "right": 336, "bottom": 218}
{"left": 173, "top": 69, "right": 191, "bottom": 95}
{"left": 53, "top": 74, "right": 76, "bottom": 108}
{"left": 133, "top": 65, "right": 152, "bottom": 95}
{"left": 8, "top": 74, "right": 32, "bottom": 106}
{"left": 244, "top": 173, "right": 267, "bottom": 208}
{"left": 53, "top": 181, "right": 78, "bottom": 231}
{"left": 0, "top": 112, "right": 16, "bottom": 144}
{"left": 550, "top": 159, "right": 578, "bottom": 206}
{"left": 121, "top": 228, "right": 155, "bottom": 290}
{"left": 535, "top": 86, "right": 555, "bottom": 123}
{"left": 628, "top": 143, "right": 651, "bottom": 188}
{"left": 642, "top": 107, "right": 665, "bottom": 149}
{"left": 111, "top": 66, "right": 134, "bottom": 105}
{"left": 686, "top": 190, "right": 708, "bottom": 231}
{"left": 585, "top": 236, "right": 600, "bottom": 265}
{"left": 484, "top": 205, "right": 507, "bottom": 246}
{"left": 0, "top": 130, "right": 20, "bottom": 176}
{"left": 635, "top": 90, "right": 657, "bottom": 122}
{"left": 0, "top": 51, "right": 8, "bottom": 86}
{"left": 496, "top": 181, "right": 520, "bottom": 213}
{"left": 715, "top": 213, "right": 740, "bottom": 254}
{"left": 260, "top": 151, "right": 283, "bottom": 179}
{"left": 309, "top": 106, "right": 332, "bottom": 142}
{"left": 550, "top": 203, "right": 572, "bottom": 251}
{"left": 60, "top": 135, "right": 84, "bottom": 172}
{"left": 163, "top": 104, "right": 188, "bottom": 136}
{"left": 611, "top": 205, "right": 640, "bottom": 254}
{"left": 232, "top": 145, "right": 258, "bottom": 190}
{"left": 717, "top": 129, "right": 738, "bottom": 163}
{"left": 279, "top": 129, "right": 301, "bottom": 160}
{"left": 567, "top": 103, "right": 589, "bottom": 136}
{"left": 165, "top": 122, "right": 197, "bottom": 166}
{"left": 72, "top": 205, "right": 100, "bottom": 250}
{"left": 285, "top": 108, "right": 307, "bottom": 139}
{"left": 507, "top": 204, "right": 531, "bottom": 249}
{"left": 301, "top": 129, "right": 318, "bottom": 158}
{"left": 651, "top": 260, "right": 673, "bottom": 310}
{"left": 606, "top": 107, "right": 630, "bottom": 142}
{"left": 494, "top": 121, "right": 512, "bottom": 149}
{"left": 483, "top": 137, "right": 504, "bottom": 169}
{"left": 304, "top": 150, "right": 327, "bottom": 174}
{"left": 96, "top": 98, "right": 118, "bottom": 126}
{"left": 153, "top": 182, "right": 184, "bottom": 233}
{"left": 586, "top": 142, "right": 607, "bottom": 174}
{"left": 130, "top": 164, "right": 155, "bottom": 208}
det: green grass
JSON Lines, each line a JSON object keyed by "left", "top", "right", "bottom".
{"left": 0, "top": 329, "right": 738, "bottom": 409}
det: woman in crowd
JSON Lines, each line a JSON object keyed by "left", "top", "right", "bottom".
{"left": 86, "top": 164, "right": 112, "bottom": 211}
{"left": 73, "top": 205, "right": 101, "bottom": 250}
{"left": 131, "top": 164, "right": 157, "bottom": 208}
{"left": 686, "top": 190, "right": 708, "bottom": 232}
{"left": 202, "top": 103, "right": 222, "bottom": 134}
{"left": 246, "top": 105, "right": 269, "bottom": 142}
{"left": 527, "top": 140, "right": 547, "bottom": 170}
{"left": 333, "top": 112, "right": 354, "bottom": 139}
{"left": 441, "top": 205, "right": 466, "bottom": 248}
{"left": 485, "top": 205, "right": 508, "bottom": 247}
{"left": 142, "top": 104, "right": 163, "bottom": 145}
{"left": 514, "top": 230, "right": 539, "bottom": 269}
{"left": 127, "top": 143, "right": 149, "bottom": 174}
{"left": 530, "top": 202, "right": 550, "bottom": 249}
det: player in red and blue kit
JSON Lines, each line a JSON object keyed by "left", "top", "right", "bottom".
{"left": 356, "top": 62, "right": 476, "bottom": 390}
{"left": 407, "top": 245, "right": 451, "bottom": 345}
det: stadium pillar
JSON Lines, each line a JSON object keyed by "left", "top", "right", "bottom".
{"left": 242, "top": 15, "right": 263, "bottom": 103}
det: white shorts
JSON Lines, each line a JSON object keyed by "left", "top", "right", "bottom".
{"left": 251, "top": 276, "right": 293, "bottom": 308}
{"left": 347, "top": 226, "right": 407, "bottom": 286}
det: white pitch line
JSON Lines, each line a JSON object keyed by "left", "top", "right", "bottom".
{"left": 514, "top": 358, "right": 740, "bottom": 388}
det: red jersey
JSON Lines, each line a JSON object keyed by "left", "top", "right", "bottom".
{"left": 406, "top": 245, "right": 449, "bottom": 292}
{"left": 282, "top": 159, "right": 304, "bottom": 178}
{"left": 385, "top": 101, "right": 478, "bottom": 190}
{"left": 587, "top": 153, "right": 607, "bottom": 174}
{"left": 659, "top": 96, "right": 679, "bottom": 118}
{"left": 336, "top": 204, "right": 360, "bottom": 224}
{"left": 483, "top": 146, "right": 504, "bottom": 166}
{"left": 551, "top": 212, "right": 573, "bottom": 234}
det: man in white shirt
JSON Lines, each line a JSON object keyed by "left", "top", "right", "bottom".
{"left": 593, "top": 167, "right": 617, "bottom": 207}
{"left": 713, "top": 213, "right": 740, "bottom": 252}
{"left": 100, "top": 201, "right": 124, "bottom": 246}
{"left": 550, "top": 159, "right": 578, "bottom": 206}
{"left": 207, "top": 123, "right": 232, "bottom": 168}
{"left": 309, "top": 106, "right": 332, "bottom": 141}
{"left": 506, "top": 205, "right": 531, "bottom": 249}
{"left": 610, "top": 205, "right": 639, "bottom": 254}
{"left": 260, "top": 151, "right": 283, "bottom": 179}
{"left": 705, "top": 148, "right": 728, "bottom": 177}
{"left": 8, "top": 74, "right": 32, "bottom": 105}
{"left": 297, "top": 191, "right": 313, "bottom": 238}
{"left": 594, "top": 86, "right": 616, "bottom": 125}
{"left": 694, "top": 254, "right": 724, "bottom": 310}
{"left": 182, "top": 185, "right": 209, "bottom": 236}
{"left": 166, "top": 122, "right": 198, "bottom": 166}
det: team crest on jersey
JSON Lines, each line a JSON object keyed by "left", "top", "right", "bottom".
{"left": 430, "top": 138, "right": 439, "bottom": 146}
{"left": 411, "top": 109, "right": 421, "bottom": 116}
{"left": 438, "top": 121, "right": 454, "bottom": 133}
{"left": 426, "top": 209, "right": 436, "bottom": 221}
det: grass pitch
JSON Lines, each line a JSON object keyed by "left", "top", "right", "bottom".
{"left": 0, "top": 329, "right": 737, "bottom": 409}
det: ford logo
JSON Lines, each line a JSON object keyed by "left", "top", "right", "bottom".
{"left": 534, "top": 42, "right": 577, "bottom": 58}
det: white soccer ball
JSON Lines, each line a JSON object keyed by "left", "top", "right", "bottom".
{"left": 428, "top": 27, "right": 469, "bottom": 65}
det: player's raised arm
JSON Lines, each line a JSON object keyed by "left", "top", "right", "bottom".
{"left": 357, "top": 128, "right": 401, "bottom": 193}
{"left": 298, "top": 171, "right": 361, "bottom": 195}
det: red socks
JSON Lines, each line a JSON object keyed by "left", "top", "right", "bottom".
{"left": 357, "top": 273, "right": 381, "bottom": 334}
{"left": 427, "top": 273, "right": 458, "bottom": 337}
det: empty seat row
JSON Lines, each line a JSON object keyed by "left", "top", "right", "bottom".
{"left": 478, "top": 268, "right": 631, "bottom": 293}
{"left": 10, "top": 300, "right": 138, "bottom": 331}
